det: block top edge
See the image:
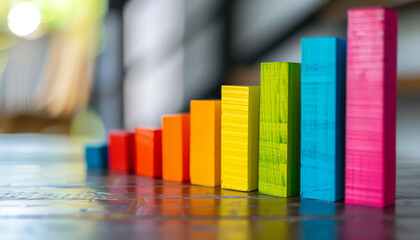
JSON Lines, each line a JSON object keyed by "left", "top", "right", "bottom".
{"left": 190, "top": 99, "right": 221, "bottom": 103}
{"left": 222, "top": 85, "right": 259, "bottom": 89}
{"left": 348, "top": 6, "right": 397, "bottom": 14}
{"left": 85, "top": 141, "right": 107, "bottom": 148}
{"left": 301, "top": 36, "right": 346, "bottom": 41}
{"left": 108, "top": 130, "right": 134, "bottom": 136}
{"left": 135, "top": 126, "right": 161, "bottom": 132}
{"left": 261, "top": 62, "right": 300, "bottom": 65}
{"left": 161, "top": 113, "right": 190, "bottom": 119}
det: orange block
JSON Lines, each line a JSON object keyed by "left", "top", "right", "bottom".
{"left": 162, "top": 114, "right": 190, "bottom": 182}
{"left": 135, "top": 127, "right": 162, "bottom": 178}
{"left": 190, "top": 100, "right": 221, "bottom": 186}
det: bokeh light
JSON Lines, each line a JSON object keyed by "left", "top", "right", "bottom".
{"left": 70, "top": 108, "right": 106, "bottom": 143}
{"left": 7, "top": 2, "right": 42, "bottom": 37}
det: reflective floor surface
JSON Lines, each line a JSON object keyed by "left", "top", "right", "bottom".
{"left": 0, "top": 137, "right": 419, "bottom": 239}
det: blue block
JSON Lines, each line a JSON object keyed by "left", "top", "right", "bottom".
{"left": 300, "top": 37, "right": 346, "bottom": 201}
{"left": 85, "top": 142, "right": 108, "bottom": 169}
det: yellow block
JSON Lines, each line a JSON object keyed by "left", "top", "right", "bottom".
{"left": 221, "top": 86, "right": 260, "bottom": 191}
{"left": 190, "top": 100, "right": 222, "bottom": 187}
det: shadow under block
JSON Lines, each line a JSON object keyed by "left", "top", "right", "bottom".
{"left": 345, "top": 7, "right": 397, "bottom": 208}
{"left": 300, "top": 37, "right": 346, "bottom": 202}
{"left": 135, "top": 127, "right": 162, "bottom": 178}
{"left": 108, "top": 131, "right": 135, "bottom": 173}
{"left": 221, "top": 86, "right": 260, "bottom": 192}
{"left": 162, "top": 114, "right": 190, "bottom": 182}
{"left": 85, "top": 142, "right": 108, "bottom": 169}
{"left": 190, "top": 100, "right": 221, "bottom": 187}
{"left": 259, "top": 62, "right": 300, "bottom": 197}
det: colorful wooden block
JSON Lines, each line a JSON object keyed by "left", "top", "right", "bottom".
{"left": 135, "top": 127, "right": 162, "bottom": 178}
{"left": 85, "top": 142, "right": 108, "bottom": 169}
{"left": 162, "top": 114, "right": 190, "bottom": 182}
{"left": 345, "top": 7, "right": 397, "bottom": 207}
{"left": 300, "top": 37, "right": 346, "bottom": 202}
{"left": 108, "top": 131, "right": 135, "bottom": 173}
{"left": 190, "top": 100, "right": 221, "bottom": 187}
{"left": 259, "top": 62, "right": 300, "bottom": 197}
{"left": 221, "top": 86, "right": 260, "bottom": 191}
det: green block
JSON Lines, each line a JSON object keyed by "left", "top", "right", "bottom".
{"left": 259, "top": 62, "right": 300, "bottom": 197}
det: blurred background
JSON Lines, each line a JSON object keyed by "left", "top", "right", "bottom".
{"left": 0, "top": 0, "right": 419, "bottom": 158}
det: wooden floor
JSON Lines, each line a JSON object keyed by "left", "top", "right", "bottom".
{"left": 0, "top": 150, "right": 419, "bottom": 240}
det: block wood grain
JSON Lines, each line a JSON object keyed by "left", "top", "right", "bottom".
{"left": 85, "top": 142, "right": 108, "bottom": 169}
{"left": 135, "top": 127, "right": 162, "bottom": 179}
{"left": 190, "top": 100, "right": 221, "bottom": 187}
{"left": 345, "top": 7, "right": 397, "bottom": 208}
{"left": 108, "top": 131, "right": 135, "bottom": 173}
{"left": 162, "top": 114, "right": 190, "bottom": 182}
{"left": 259, "top": 62, "right": 300, "bottom": 197}
{"left": 221, "top": 86, "right": 260, "bottom": 191}
{"left": 300, "top": 37, "right": 346, "bottom": 202}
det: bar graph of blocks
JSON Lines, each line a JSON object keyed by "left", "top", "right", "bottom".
{"left": 85, "top": 142, "right": 108, "bottom": 169}
{"left": 108, "top": 131, "right": 136, "bottom": 173}
{"left": 345, "top": 7, "right": 397, "bottom": 208}
{"left": 221, "top": 86, "right": 260, "bottom": 192}
{"left": 190, "top": 100, "right": 221, "bottom": 187}
{"left": 300, "top": 37, "right": 346, "bottom": 202}
{"left": 135, "top": 127, "right": 162, "bottom": 179}
{"left": 162, "top": 114, "right": 190, "bottom": 182}
{"left": 85, "top": 6, "right": 400, "bottom": 209}
{"left": 259, "top": 62, "right": 300, "bottom": 197}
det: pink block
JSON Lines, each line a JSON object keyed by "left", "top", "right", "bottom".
{"left": 345, "top": 7, "right": 397, "bottom": 208}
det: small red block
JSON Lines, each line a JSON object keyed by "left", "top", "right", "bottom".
{"left": 108, "top": 131, "right": 135, "bottom": 173}
{"left": 135, "top": 127, "right": 162, "bottom": 178}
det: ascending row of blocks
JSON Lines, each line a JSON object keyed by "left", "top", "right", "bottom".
{"left": 85, "top": 102, "right": 221, "bottom": 187}
{"left": 85, "top": 7, "right": 397, "bottom": 208}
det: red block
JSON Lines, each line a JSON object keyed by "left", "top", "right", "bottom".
{"left": 108, "top": 131, "right": 135, "bottom": 173}
{"left": 135, "top": 127, "right": 162, "bottom": 178}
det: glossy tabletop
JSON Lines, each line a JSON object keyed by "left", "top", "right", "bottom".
{"left": 0, "top": 148, "right": 419, "bottom": 240}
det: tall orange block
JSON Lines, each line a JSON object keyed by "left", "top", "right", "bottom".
{"left": 162, "top": 114, "right": 190, "bottom": 182}
{"left": 190, "top": 100, "right": 221, "bottom": 187}
{"left": 135, "top": 127, "right": 162, "bottom": 179}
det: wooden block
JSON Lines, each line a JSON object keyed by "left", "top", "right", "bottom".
{"left": 259, "top": 62, "right": 300, "bottom": 197}
{"left": 135, "top": 127, "right": 162, "bottom": 178}
{"left": 85, "top": 142, "right": 108, "bottom": 169}
{"left": 162, "top": 114, "right": 190, "bottom": 182}
{"left": 345, "top": 7, "right": 397, "bottom": 208}
{"left": 108, "top": 131, "right": 135, "bottom": 173}
{"left": 190, "top": 100, "right": 221, "bottom": 187}
{"left": 300, "top": 37, "right": 346, "bottom": 202}
{"left": 221, "top": 86, "right": 260, "bottom": 191}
